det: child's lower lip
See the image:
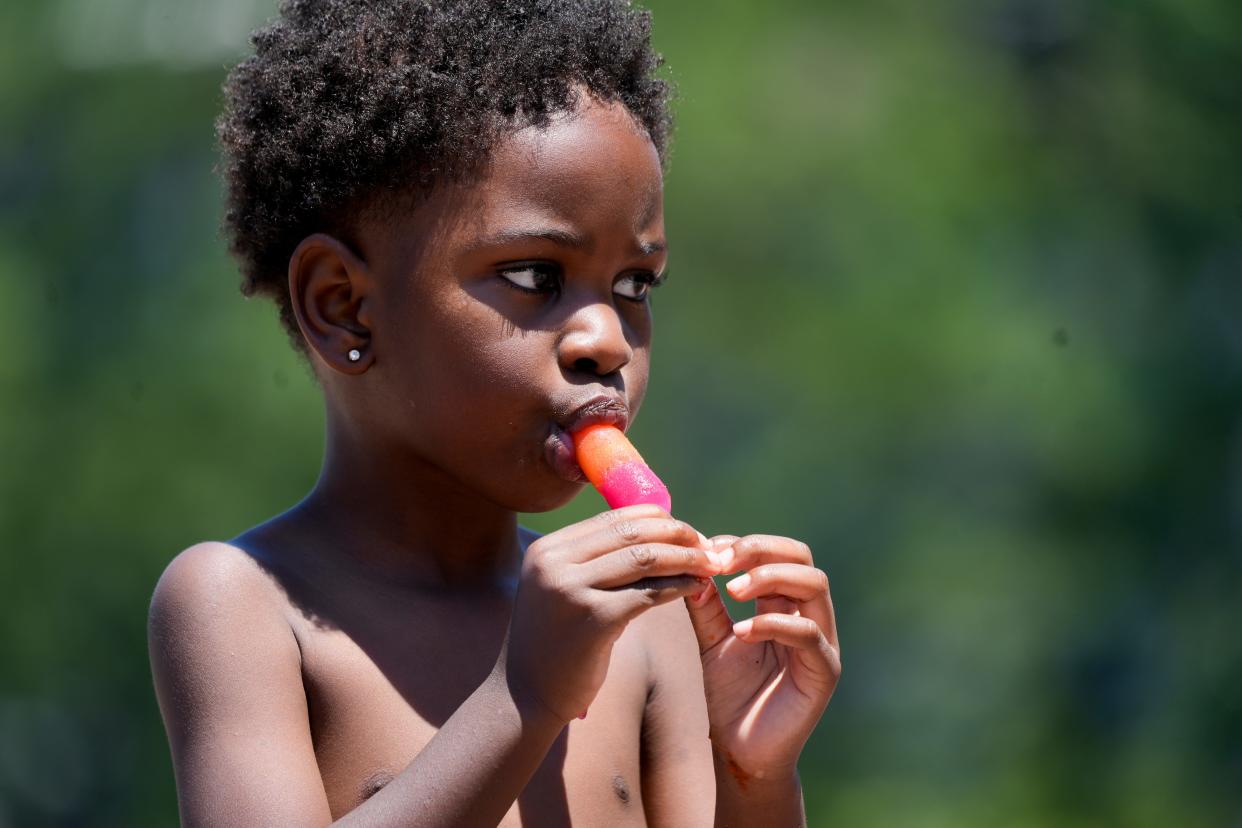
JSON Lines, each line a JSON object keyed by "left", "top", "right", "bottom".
{"left": 545, "top": 424, "right": 586, "bottom": 483}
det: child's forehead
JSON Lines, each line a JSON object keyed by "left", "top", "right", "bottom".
{"left": 362, "top": 96, "right": 664, "bottom": 259}
{"left": 495, "top": 94, "right": 658, "bottom": 174}
{"left": 469, "top": 99, "right": 664, "bottom": 230}
{"left": 394, "top": 104, "right": 663, "bottom": 244}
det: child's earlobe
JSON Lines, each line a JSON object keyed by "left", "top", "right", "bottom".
{"left": 287, "top": 233, "right": 375, "bottom": 374}
{"left": 333, "top": 344, "right": 372, "bottom": 373}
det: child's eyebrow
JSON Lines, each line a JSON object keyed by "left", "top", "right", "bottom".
{"left": 470, "top": 227, "right": 666, "bottom": 256}
{"left": 473, "top": 227, "right": 589, "bottom": 251}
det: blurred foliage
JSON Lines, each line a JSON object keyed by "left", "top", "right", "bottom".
{"left": 2, "top": 0, "right": 1240, "bottom": 825}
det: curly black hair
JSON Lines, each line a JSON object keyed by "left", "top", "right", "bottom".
{"left": 216, "top": 0, "right": 674, "bottom": 354}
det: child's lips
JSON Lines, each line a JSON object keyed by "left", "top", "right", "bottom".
{"left": 545, "top": 394, "right": 631, "bottom": 484}
{"left": 545, "top": 424, "right": 586, "bottom": 483}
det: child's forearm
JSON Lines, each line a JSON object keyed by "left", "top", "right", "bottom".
{"left": 712, "top": 748, "right": 806, "bottom": 828}
{"left": 332, "top": 664, "right": 565, "bottom": 827}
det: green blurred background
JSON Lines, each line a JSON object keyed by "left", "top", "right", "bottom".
{"left": 2, "top": 0, "right": 1239, "bottom": 824}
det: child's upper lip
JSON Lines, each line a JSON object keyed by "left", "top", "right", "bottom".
{"left": 560, "top": 394, "right": 630, "bottom": 436}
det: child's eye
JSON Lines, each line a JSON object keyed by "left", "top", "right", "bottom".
{"left": 614, "top": 271, "right": 666, "bottom": 301}
{"left": 499, "top": 263, "right": 560, "bottom": 294}
{"left": 498, "top": 265, "right": 665, "bottom": 300}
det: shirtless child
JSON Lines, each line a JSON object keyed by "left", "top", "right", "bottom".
{"left": 147, "top": 2, "right": 840, "bottom": 824}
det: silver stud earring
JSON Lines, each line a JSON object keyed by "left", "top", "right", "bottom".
{"left": 347, "top": 348, "right": 361, "bottom": 362}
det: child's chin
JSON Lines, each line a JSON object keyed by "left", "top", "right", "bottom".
{"left": 512, "top": 479, "right": 587, "bottom": 514}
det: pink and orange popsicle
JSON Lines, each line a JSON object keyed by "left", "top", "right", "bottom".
{"left": 570, "top": 425, "right": 675, "bottom": 721}
{"left": 572, "top": 424, "right": 671, "bottom": 512}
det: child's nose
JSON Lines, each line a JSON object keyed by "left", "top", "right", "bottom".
{"left": 557, "top": 301, "right": 633, "bottom": 376}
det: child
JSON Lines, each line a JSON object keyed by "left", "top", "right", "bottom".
{"left": 147, "top": 1, "right": 840, "bottom": 824}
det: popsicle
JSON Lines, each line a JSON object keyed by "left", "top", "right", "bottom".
{"left": 572, "top": 424, "right": 675, "bottom": 721}
{"left": 572, "top": 424, "right": 672, "bottom": 512}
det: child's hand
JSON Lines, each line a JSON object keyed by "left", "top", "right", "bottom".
{"left": 684, "top": 534, "right": 841, "bottom": 782}
{"left": 501, "top": 505, "right": 716, "bottom": 724}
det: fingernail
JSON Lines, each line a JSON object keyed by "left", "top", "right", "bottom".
{"left": 696, "top": 530, "right": 711, "bottom": 548}
{"left": 578, "top": 708, "right": 588, "bottom": 720}
{"left": 733, "top": 619, "right": 753, "bottom": 637}
{"left": 719, "top": 547, "right": 736, "bottom": 571}
{"left": 705, "top": 549, "right": 723, "bottom": 570}
{"left": 725, "top": 573, "right": 750, "bottom": 596}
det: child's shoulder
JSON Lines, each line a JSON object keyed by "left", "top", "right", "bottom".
{"left": 147, "top": 540, "right": 300, "bottom": 678}
{"left": 149, "top": 540, "right": 287, "bottom": 621}
{"left": 147, "top": 541, "right": 329, "bottom": 822}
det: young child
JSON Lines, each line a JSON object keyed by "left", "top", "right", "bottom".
{"left": 147, "top": 1, "right": 840, "bottom": 824}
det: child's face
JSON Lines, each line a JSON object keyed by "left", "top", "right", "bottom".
{"left": 348, "top": 94, "right": 667, "bottom": 512}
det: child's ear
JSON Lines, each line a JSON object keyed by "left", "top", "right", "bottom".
{"left": 287, "top": 233, "right": 374, "bottom": 373}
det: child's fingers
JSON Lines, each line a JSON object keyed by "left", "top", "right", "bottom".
{"left": 683, "top": 577, "right": 735, "bottom": 654}
{"left": 724, "top": 563, "right": 838, "bottom": 650}
{"left": 583, "top": 543, "right": 719, "bottom": 588}
{"left": 724, "top": 563, "right": 826, "bottom": 603}
{"left": 573, "top": 516, "right": 707, "bottom": 566}
{"left": 604, "top": 575, "right": 708, "bottom": 624}
{"left": 732, "top": 613, "right": 841, "bottom": 683}
{"left": 534, "top": 504, "right": 674, "bottom": 552}
{"left": 756, "top": 595, "right": 798, "bottom": 617}
{"left": 716, "top": 535, "right": 813, "bottom": 574}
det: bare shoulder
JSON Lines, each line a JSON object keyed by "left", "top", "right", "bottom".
{"left": 147, "top": 538, "right": 303, "bottom": 679}
{"left": 147, "top": 542, "right": 331, "bottom": 824}
{"left": 146, "top": 541, "right": 305, "bottom": 747}
{"left": 150, "top": 540, "right": 285, "bottom": 605}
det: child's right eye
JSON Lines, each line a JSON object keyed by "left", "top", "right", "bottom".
{"left": 499, "top": 263, "right": 560, "bottom": 294}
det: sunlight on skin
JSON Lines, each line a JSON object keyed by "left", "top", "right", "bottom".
{"left": 737, "top": 674, "right": 785, "bottom": 741}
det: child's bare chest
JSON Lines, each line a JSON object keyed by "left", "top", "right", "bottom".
{"left": 287, "top": 598, "right": 650, "bottom": 825}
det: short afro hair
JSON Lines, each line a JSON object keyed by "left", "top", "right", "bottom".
{"left": 216, "top": 0, "right": 674, "bottom": 354}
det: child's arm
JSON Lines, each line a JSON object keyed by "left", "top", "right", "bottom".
{"left": 638, "top": 600, "right": 716, "bottom": 826}
{"left": 148, "top": 543, "right": 334, "bottom": 825}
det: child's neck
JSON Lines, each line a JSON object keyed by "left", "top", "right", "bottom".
{"left": 289, "top": 420, "right": 524, "bottom": 594}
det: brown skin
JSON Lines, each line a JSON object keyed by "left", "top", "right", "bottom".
{"left": 148, "top": 93, "right": 840, "bottom": 826}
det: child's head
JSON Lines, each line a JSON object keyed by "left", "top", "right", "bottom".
{"left": 217, "top": 0, "right": 673, "bottom": 512}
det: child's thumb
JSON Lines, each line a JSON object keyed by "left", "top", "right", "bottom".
{"left": 684, "top": 571, "right": 734, "bottom": 654}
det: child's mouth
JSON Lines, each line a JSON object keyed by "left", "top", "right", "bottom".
{"left": 545, "top": 424, "right": 586, "bottom": 483}
{"left": 544, "top": 395, "right": 631, "bottom": 483}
